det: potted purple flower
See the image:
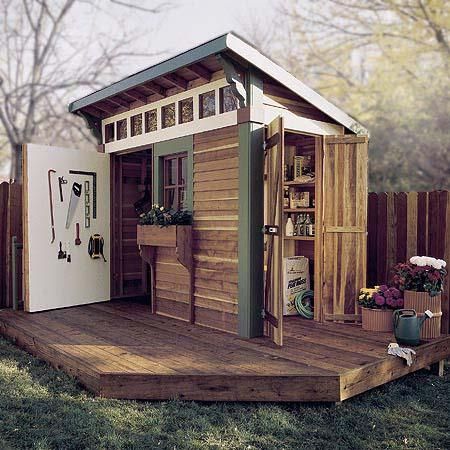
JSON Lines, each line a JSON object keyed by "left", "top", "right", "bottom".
{"left": 392, "top": 256, "right": 447, "bottom": 339}
{"left": 358, "top": 285, "right": 404, "bottom": 332}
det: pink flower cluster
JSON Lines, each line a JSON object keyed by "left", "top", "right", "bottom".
{"left": 371, "top": 285, "right": 404, "bottom": 309}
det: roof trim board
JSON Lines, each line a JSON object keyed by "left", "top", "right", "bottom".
{"left": 68, "top": 32, "right": 366, "bottom": 134}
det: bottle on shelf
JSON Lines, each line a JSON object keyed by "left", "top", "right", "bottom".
{"left": 286, "top": 215, "right": 294, "bottom": 237}
{"left": 304, "top": 214, "right": 312, "bottom": 236}
{"left": 283, "top": 186, "right": 290, "bottom": 208}
{"left": 309, "top": 215, "right": 315, "bottom": 237}
{"left": 296, "top": 214, "right": 304, "bottom": 236}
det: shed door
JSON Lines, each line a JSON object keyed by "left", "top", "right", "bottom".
{"left": 264, "top": 116, "right": 284, "bottom": 345}
{"left": 321, "top": 135, "right": 368, "bottom": 320}
{"left": 23, "top": 144, "right": 110, "bottom": 312}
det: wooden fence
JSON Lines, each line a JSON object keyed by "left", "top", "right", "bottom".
{"left": 0, "top": 181, "right": 22, "bottom": 308}
{"left": 367, "top": 191, "right": 450, "bottom": 333}
{"left": 1, "top": 185, "right": 449, "bottom": 332}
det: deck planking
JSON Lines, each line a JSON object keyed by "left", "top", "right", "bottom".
{"left": 0, "top": 300, "right": 448, "bottom": 402}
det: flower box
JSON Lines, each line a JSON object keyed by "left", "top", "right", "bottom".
{"left": 404, "top": 290, "right": 442, "bottom": 339}
{"left": 361, "top": 307, "right": 394, "bottom": 332}
{"left": 136, "top": 224, "right": 192, "bottom": 248}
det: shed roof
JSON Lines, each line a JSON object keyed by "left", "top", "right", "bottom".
{"left": 68, "top": 32, "right": 365, "bottom": 134}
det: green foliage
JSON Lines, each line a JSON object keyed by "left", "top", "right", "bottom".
{"left": 0, "top": 336, "right": 449, "bottom": 449}
{"left": 138, "top": 204, "right": 192, "bottom": 227}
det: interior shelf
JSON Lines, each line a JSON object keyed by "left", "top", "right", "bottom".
{"left": 284, "top": 236, "right": 315, "bottom": 241}
{"left": 284, "top": 208, "right": 315, "bottom": 213}
{"left": 284, "top": 181, "right": 315, "bottom": 187}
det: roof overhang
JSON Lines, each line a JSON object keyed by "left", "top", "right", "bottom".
{"left": 68, "top": 32, "right": 367, "bottom": 134}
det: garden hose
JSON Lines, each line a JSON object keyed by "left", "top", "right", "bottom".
{"left": 295, "top": 290, "right": 314, "bottom": 319}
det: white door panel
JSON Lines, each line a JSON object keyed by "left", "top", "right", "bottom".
{"left": 24, "top": 144, "right": 110, "bottom": 312}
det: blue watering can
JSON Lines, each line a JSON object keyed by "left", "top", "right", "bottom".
{"left": 393, "top": 309, "right": 433, "bottom": 346}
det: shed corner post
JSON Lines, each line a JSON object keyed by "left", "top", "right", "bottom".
{"left": 238, "top": 68, "right": 264, "bottom": 338}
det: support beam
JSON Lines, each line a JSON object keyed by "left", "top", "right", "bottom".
{"left": 94, "top": 101, "right": 117, "bottom": 114}
{"left": 106, "top": 96, "right": 130, "bottom": 109}
{"left": 125, "top": 89, "right": 148, "bottom": 103}
{"left": 187, "top": 63, "right": 211, "bottom": 81}
{"left": 75, "top": 110, "right": 102, "bottom": 144}
{"left": 238, "top": 68, "right": 264, "bottom": 339}
{"left": 217, "top": 54, "right": 247, "bottom": 108}
{"left": 144, "top": 81, "right": 167, "bottom": 98}
{"left": 162, "top": 73, "right": 188, "bottom": 90}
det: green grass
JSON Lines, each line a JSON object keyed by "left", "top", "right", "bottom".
{"left": 0, "top": 336, "right": 448, "bottom": 450}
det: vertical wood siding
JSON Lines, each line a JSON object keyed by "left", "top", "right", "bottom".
{"left": 367, "top": 191, "right": 450, "bottom": 333}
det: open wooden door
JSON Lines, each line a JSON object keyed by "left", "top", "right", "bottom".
{"left": 321, "top": 135, "right": 368, "bottom": 321}
{"left": 263, "top": 116, "right": 284, "bottom": 345}
{"left": 23, "top": 144, "right": 110, "bottom": 312}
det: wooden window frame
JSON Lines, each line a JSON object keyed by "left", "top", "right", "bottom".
{"left": 163, "top": 152, "right": 188, "bottom": 210}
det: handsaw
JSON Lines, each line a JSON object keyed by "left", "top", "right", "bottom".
{"left": 65, "top": 182, "right": 82, "bottom": 229}
{"left": 48, "top": 169, "right": 56, "bottom": 243}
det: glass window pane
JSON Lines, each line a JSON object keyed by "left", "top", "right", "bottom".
{"left": 165, "top": 188, "right": 176, "bottom": 209}
{"left": 180, "top": 157, "right": 187, "bottom": 185}
{"left": 117, "top": 119, "right": 127, "bottom": 140}
{"left": 179, "top": 188, "right": 187, "bottom": 210}
{"left": 131, "top": 113, "right": 142, "bottom": 136}
{"left": 165, "top": 158, "right": 176, "bottom": 186}
{"left": 179, "top": 97, "right": 193, "bottom": 124}
{"left": 220, "top": 85, "right": 239, "bottom": 113}
{"left": 105, "top": 123, "right": 115, "bottom": 143}
{"left": 145, "top": 109, "right": 157, "bottom": 132}
{"left": 162, "top": 103, "right": 176, "bottom": 128}
{"left": 199, "top": 90, "right": 215, "bottom": 118}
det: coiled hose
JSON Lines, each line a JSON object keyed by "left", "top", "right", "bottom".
{"left": 295, "top": 290, "right": 314, "bottom": 319}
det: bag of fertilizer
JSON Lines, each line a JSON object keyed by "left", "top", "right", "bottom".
{"left": 283, "top": 256, "right": 310, "bottom": 315}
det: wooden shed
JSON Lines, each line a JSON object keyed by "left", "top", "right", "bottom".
{"left": 3, "top": 33, "right": 448, "bottom": 402}
{"left": 19, "top": 32, "right": 370, "bottom": 343}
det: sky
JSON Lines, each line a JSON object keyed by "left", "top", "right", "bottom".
{"left": 151, "top": 0, "right": 275, "bottom": 52}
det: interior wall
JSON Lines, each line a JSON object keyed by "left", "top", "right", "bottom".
{"left": 24, "top": 144, "right": 110, "bottom": 312}
{"left": 111, "top": 150, "right": 151, "bottom": 299}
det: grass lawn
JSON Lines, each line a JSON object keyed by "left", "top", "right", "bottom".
{"left": 0, "top": 336, "right": 448, "bottom": 450}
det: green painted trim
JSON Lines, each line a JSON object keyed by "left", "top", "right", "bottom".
{"left": 238, "top": 122, "right": 265, "bottom": 338}
{"left": 153, "top": 135, "right": 193, "bottom": 211}
{"left": 238, "top": 68, "right": 265, "bottom": 339}
{"left": 68, "top": 34, "right": 230, "bottom": 113}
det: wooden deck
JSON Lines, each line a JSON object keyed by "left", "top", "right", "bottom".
{"left": 0, "top": 300, "right": 448, "bottom": 402}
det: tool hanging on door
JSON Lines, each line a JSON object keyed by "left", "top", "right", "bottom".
{"left": 66, "top": 241, "right": 71, "bottom": 263}
{"left": 75, "top": 223, "right": 81, "bottom": 246}
{"left": 88, "top": 234, "right": 107, "bottom": 262}
{"left": 65, "top": 182, "right": 82, "bottom": 229}
{"left": 58, "top": 176, "right": 67, "bottom": 202}
{"left": 84, "top": 180, "right": 91, "bottom": 228}
{"left": 69, "top": 170, "right": 97, "bottom": 218}
{"left": 57, "top": 241, "right": 66, "bottom": 259}
{"left": 47, "top": 169, "right": 56, "bottom": 244}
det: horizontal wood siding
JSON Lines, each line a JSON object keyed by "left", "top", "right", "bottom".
{"left": 367, "top": 191, "right": 450, "bottom": 334}
{"left": 192, "top": 126, "right": 239, "bottom": 333}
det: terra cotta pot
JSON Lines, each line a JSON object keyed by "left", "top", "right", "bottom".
{"left": 361, "top": 307, "right": 394, "bottom": 332}
{"left": 403, "top": 290, "right": 441, "bottom": 339}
